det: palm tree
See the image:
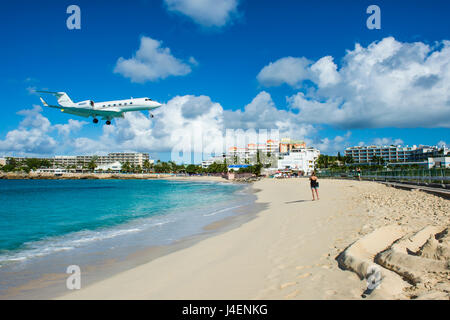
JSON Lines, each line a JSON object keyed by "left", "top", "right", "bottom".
{"left": 143, "top": 160, "right": 151, "bottom": 173}
{"left": 121, "top": 161, "right": 131, "bottom": 173}
{"left": 87, "top": 156, "right": 98, "bottom": 172}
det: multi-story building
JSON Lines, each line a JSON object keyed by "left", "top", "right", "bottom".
{"left": 277, "top": 147, "right": 320, "bottom": 174}
{"left": 345, "top": 145, "right": 448, "bottom": 167}
{"left": 409, "top": 146, "right": 448, "bottom": 162}
{"left": 203, "top": 139, "right": 317, "bottom": 171}
{"left": 6, "top": 153, "right": 152, "bottom": 169}
{"left": 279, "top": 138, "right": 306, "bottom": 154}
{"left": 0, "top": 158, "right": 6, "bottom": 166}
{"left": 345, "top": 145, "right": 418, "bottom": 163}
{"left": 428, "top": 156, "right": 450, "bottom": 168}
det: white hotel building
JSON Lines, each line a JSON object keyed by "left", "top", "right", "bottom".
{"left": 53, "top": 152, "right": 151, "bottom": 168}
{"left": 277, "top": 147, "right": 320, "bottom": 174}
{"left": 6, "top": 153, "right": 152, "bottom": 170}
{"left": 202, "top": 139, "right": 320, "bottom": 174}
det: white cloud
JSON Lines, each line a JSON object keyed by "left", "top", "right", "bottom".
{"left": 257, "top": 57, "right": 312, "bottom": 88}
{"left": 114, "top": 36, "right": 194, "bottom": 83}
{"left": 312, "top": 132, "right": 352, "bottom": 155}
{"left": 0, "top": 106, "right": 89, "bottom": 156}
{"left": 260, "top": 37, "right": 450, "bottom": 128}
{"left": 164, "top": 0, "right": 239, "bottom": 27}
{"left": 54, "top": 119, "right": 88, "bottom": 137}
{"left": 372, "top": 137, "right": 404, "bottom": 146}
{"left": 309, "top": 56, "right": 341, "bottom": 87}
{"left": 0, "top": 106, "right": 57, "bottom": 155}
{"left": 223, "top": 91, "right": 314, "bottom": 140}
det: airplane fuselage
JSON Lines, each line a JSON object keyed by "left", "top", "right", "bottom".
{"left": 38, "top": 91, "right": 162, "bottom": 125}
{"left": 78, "top": 97, "right": 161, "bottom": 112}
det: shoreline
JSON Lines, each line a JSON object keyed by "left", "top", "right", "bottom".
{"left": 1, "top": 178, "right": 448, "bottom": 299}
{"left": 56, "top": 178, "right": 448, "bottom": 300}
{"left": 0, "top": 172, "right": 223, "bottom": 180}
{"left": 0, "top": 179, "right": 258, "bottom": 299}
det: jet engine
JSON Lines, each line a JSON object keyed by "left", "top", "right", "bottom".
{"left": 76, "top": 100, "right": 95, "bottom": 108}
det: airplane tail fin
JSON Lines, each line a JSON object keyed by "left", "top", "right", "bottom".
{"left": 39, "top": 97, "right": 49, "bottom": 107}
{"left": 36, "top": 91, "right": 74, "bottom": 107}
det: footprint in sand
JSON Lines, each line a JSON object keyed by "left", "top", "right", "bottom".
{"left": 295, "top": 265, "right": 311, "bottom": 270}
{"left": 297, "top": 272, "right": 312, "bottom": 279}
{"left": 325, "top": 289, "right": 337, "bottom": 296}
{"left": 280, "top": 282, "right": 297, "bottom": 289}
{"left": 285, "top": 289, "right": 300, "bottom": 299}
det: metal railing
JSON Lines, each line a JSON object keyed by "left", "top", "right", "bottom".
{"left": 318, "top": 168, "right": 450, "bottom": 184}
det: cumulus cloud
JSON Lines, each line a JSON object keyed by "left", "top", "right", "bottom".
{"left": 372, "top": 137, "right": 404, "bottom": 146}
{"left": 223, "top": 91, "right": 314, "bottom": 140}
{"left": 54, "top": 119, "right": 88, "bottom": 137}
{"left": 114, "top": 36, "right": 194, "bottom": 83}
{"left": 0, "top": 105, "right": 57, "bottom": 155}
{"left": 437, "top": 140, "right": 447, "bottom": 148}
{"left": 164, "top": 0, "right": 239, "bottom": 27}
{"left": 257, "top": 57, "right": 312, "bottom": 88}
{"left": 313, "top": 132, "right": 352, "bottom": 155}
{"left": 260, "top": 37, "right": 450, "bottom": 128}
{"left": 0, "top": 106, "right": 89, "bottom": 156}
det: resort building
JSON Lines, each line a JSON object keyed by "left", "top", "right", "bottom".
{"left": 53, "top": 152, "right": 150, "bottom": 168}
{"left": 0, "top": 158, "right": 6, "bottom": 166}
{"left": 6, "top": 152, "right": 152, "bottom": 169}
{"left": 201, "top": 159, "right": 216, "bottom": 168}
{"left": 345, "top": 145, "right": 418, "bottom": 163}
{"left": 428, "top": 156, "right": 450, "bottom": 169}
{"left": 225, "top": 138, "right": 307, "bottom": 161}
{"left": 202, "top": 138, "right": 319, "bottom": 173}
{"left": 277, "top": 147, "right": 320, "bottom": 174}
{"left": 345, "top": 144, "right": 448, "bottom": 168}
{"left": 279, "top": 138, "right": 306, "bottom": 154}
{"left": 409, "top": 146, "right": 449, "bottom": 162}
{"left": 95, "top": 161, "right": 122, "bottom": 172}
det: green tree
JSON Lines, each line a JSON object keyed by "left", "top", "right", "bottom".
{"left": 24, "top": 158, "right": 52, "bottom": 171}
{"left": 371, "top": 156, "right": 385, "bottom": 165}
{"left": 256, "top": 150, "right": 261, "bottom": 165}
{"left": 143, "top": 160, "right": 151, "bottom": 173}
{"left": 185, "top": 164, "right": 199, "bottom": 175}
{"left": 121, "top": 161, "right": 131, "bottom": 173}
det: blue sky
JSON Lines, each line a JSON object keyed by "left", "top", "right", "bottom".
{"left": 0, "top": 0, "right": 449, "bottom": 161}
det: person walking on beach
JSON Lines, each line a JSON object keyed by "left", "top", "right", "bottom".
{"left": 309, "top": 171, "right": 319, "bottom": 201}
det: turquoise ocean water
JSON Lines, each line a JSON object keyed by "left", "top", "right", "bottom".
{"left": 0, "top": 179, "right": 252, "bottom": 287}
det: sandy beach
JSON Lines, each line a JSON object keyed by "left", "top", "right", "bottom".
{"left": 57, "top": 178, "right": 449, "bottom": 300}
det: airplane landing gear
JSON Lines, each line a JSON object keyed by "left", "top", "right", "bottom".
{"left": 93, "top": 118, "right": 99, "bottom": 124}
{"left": 106, "top": 120, "right": 111, "bottom": 125}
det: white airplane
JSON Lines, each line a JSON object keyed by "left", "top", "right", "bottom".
{"left": 37, "top": 91, "right": 162, "bottom": 125}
